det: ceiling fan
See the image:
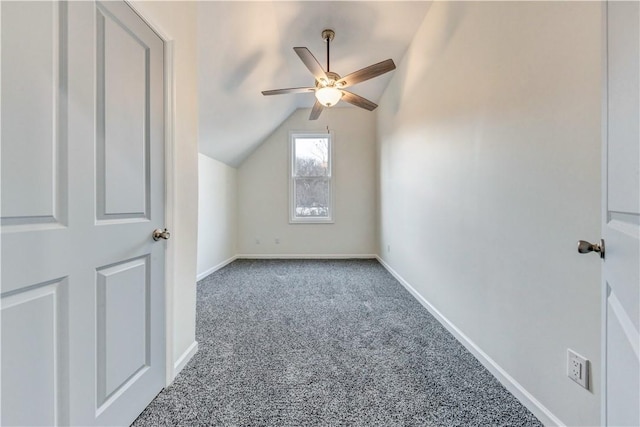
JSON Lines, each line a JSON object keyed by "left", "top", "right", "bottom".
{"left": 262, "top": 29, "right": 396, "bottom": 120}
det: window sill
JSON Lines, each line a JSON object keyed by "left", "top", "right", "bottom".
{"left": 289, "top": 218, "right": 334, "bottom": 224}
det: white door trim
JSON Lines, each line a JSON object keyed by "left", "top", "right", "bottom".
{"left": 123, "top": 1, "right": 177, "bottom": 386}
{"left": 600, "top": 2, "right": 608, "bottom": 424}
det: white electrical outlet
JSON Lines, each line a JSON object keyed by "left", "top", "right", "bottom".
{"left": 275, "top": 238, "right": 280, "bottom": 244}
{"left": 255, "top": 238, "right": 260, "bottom": 245}
{"left": 567, "top": 349, "right": 589, "bottom": 389}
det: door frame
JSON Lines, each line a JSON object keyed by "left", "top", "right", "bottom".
{"left": 599, "top": 1, "right": 640, "bottom": 424}
{"left": 600, "top": 2, "right": 607, "bottom": 424}
{"left": 124, "top": 1, "right": 177, "bottom": 387}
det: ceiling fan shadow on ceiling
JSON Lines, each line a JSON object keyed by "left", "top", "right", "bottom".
{"left": 261, "top": 29, "right": 396, "bottom": 120}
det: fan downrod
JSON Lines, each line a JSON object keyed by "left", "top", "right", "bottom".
{"left": 322, "top": 29, "right": 335, "bottom": 72}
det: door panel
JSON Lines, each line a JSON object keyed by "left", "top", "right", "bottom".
{"left": 606, "top": 291, "right": 639, "bottom": 425}
{"left": 98, "top": 5, "right": 150, "bottom": 219}
{"left": 603, "top": 1, "right": 640, "bottom": 426}
{"left": 96, "top": 256, "right": 150, "bottom": 405}
{"left": 607, "top": 0, "right": 639, "bottom": 214}
{"left": 1, "top": 280, "right": 68, "bottom": 426}
{"left": 1, "top": 1, "right": 166, "bottom": 426}
{"left": 0, "top": 1, "right": 67, "bottom": 225}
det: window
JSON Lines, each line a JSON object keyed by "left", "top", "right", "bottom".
{"left": 290, "top": 132, "right": 333, "bottom": 223}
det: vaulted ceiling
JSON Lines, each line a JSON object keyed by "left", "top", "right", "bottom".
{"left": 197, "top": 1, "right": 432, "bottom": 167}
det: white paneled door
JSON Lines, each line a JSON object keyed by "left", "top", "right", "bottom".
{"left": 1, "top": 1, "right": 166, "bottom": 425}
{"left": 602, "top": 1, "right": 640, "bottom": 426}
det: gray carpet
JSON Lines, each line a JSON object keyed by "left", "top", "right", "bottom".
{"left": 133, "top": 259, "right": 542, "bottom": 426}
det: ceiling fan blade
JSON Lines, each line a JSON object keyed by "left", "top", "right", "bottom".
{"left": 337, "top": 59, "right": 396, "bottom": 88}
{"left": 341, "top": 90, "right": 378, "bottom": 111}
{"left": 262, "top": 87, "right": 315, "bottom": 96}
{"left": 309, "top": 100, "right": 324, "bottom": 120}
{"left": 294, "top": 47, "right": 328, "bottom": 83}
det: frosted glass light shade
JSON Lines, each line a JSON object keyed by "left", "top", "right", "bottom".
{"left": 315, "top": 87, "right": 342, "bottom": 107}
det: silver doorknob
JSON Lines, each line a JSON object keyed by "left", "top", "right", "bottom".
{"left": 577, "top": 239, "right": 604, "bottom": 259}
{"left": 152, "top": 228, "right": 171, "bottom": 241}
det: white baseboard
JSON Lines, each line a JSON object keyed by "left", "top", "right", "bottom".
{"left": 376, "top": 256, "right": 565, "bottom": 427}
{"left": 173, "top": 341, "right": 198, "bottom": 378}
{"left": 197, "top": 255, "right": 238, "bottom": 281}
{"left": 236, "top": 253, "right": 377, "bottom": 259}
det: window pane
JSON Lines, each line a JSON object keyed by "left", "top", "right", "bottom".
{"left": 294, "top": 177, "right": 329, "bottom": 218}
{"left": 294, "top": 137, "right": 329, "bottom": 177}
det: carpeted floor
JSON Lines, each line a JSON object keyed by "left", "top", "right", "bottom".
{"left": 133, "top": 259, "right": 542, "bottom": 426}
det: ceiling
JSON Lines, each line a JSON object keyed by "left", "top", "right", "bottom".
{"left": 197, "top": 1, "right": 432, "bottom": 167}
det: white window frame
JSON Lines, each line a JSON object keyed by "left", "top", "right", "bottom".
{"left": 289, "top": 131, "right": 334, "bottom": 224}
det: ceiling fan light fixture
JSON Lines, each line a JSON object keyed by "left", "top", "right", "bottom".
{"left": 262, "top": 29, "right": 396, "bottom": 119}
{"left": 315, "top": 86, "right": 342, "bottom": 107}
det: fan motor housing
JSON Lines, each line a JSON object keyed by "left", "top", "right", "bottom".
{"left": 316, "top": 71, "right": 341, "bottom": 87}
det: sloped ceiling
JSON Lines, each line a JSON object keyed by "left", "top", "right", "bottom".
{"left": 197, "top": 1, "right": 431, "bottom": 167}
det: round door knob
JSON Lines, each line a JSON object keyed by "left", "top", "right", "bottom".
{"left": 152, "top": 228, "right": 170, "bottom": 241}
{"left": 577, "top": 239, "right": 604, "bottom": 259}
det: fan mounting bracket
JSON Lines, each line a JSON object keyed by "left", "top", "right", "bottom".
{"left": 322, "top": 29, "right": 335, "bottom": 42}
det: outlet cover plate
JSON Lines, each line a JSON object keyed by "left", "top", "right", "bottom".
{"left": 567, "top": 349, "right": 589, "bottom": 389}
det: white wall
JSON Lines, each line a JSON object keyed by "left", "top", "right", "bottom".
{"left": 377, "top": 2, "right": 601, "bottom": 426}
{"left": 237, "top": 107, "right": 377, "bottom": 256}
{"left": 197, "top": 154, "right": 237, "bottom": 279}
{"left": 129, "top": 0, "right": 200, "bottom": 379}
